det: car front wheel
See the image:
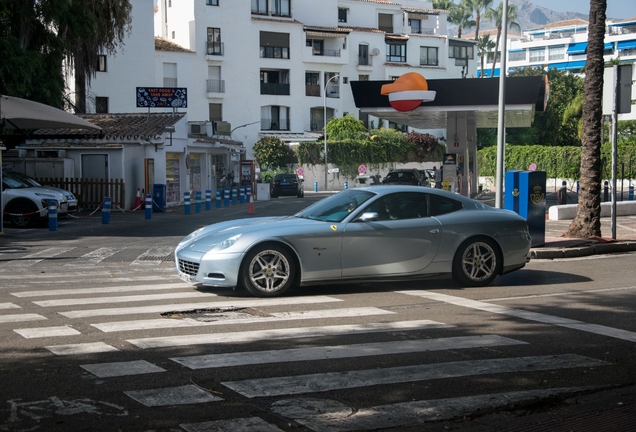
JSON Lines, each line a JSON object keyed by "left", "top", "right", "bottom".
{"left": 452, "top": 237, "right": 501, "bottom": 287}
{"left": 7, "top": 201, "right": 39, "bottom": 228}
{"left": 240, "top": 244, "right": 296, "bottom": 297}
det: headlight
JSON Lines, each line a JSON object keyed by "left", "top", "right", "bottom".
{"left": 177, "top": 227, "right": 206, "bottom": 248}
{"left": 210, "top": 234, "right": 242, "bottom": 251}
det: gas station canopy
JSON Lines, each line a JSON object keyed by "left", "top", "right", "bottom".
{"left": 350, "top": 75, "right": 548, "bottom": 129}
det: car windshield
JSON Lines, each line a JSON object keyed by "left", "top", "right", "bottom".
{"left": 276, "top": 175, "right": 297, "bottom": 182}
{"left": 9, "top": 172, "right": 42, "bottom": 187}
{"left": 387, "top": 172, "right": 414, "bottom": 180}
{"left": 2, "top": 173, "right": 31, "bottom": 189}
{"left": 295, "top": 189, "right": 376, "bottom": 222}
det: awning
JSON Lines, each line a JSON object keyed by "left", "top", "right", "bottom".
{"left": 477, "top": 68, "right": 500, "bottom": 78}
{"left": 305, "top": 31, "right": 347, "bottom": 38}
{"left": 564, "top": 60, "right": 586, "bottom": 71}
{"left": 604, "top": 42, "right": 614, "bottom": 50}
{"left": 509, "top": 48, "right": 525, "bottom": 53}
{"left": 617, "top": 40, "right": 636, "bottom": 51}
{"left": 567, "top": 42, "right": 587, "bottom": 55}
{"left": 548, "top": 62, "right": 569, "bottom": 70}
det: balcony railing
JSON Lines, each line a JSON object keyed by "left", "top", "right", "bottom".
{"left": 306, "top": 84, "right": 320, "bottom": 96}
{"left": 206, "top": 79, "right": 225, "bottom": 93}
{"left": 261, "top": 118, "right": 290, "bottom": 131}
{"left": 313, "top": 48, "right": 341, "bottom": 57}
{"left": 163, "top": 78, "right": 177, "bottom": 87}
{"left": 260, "top": 82, "right": 290, "bottom": 95}
{"left": 358, "top": 55, "right": 372, "bottom": 66}
{"left": 206, "top": 41, "right": 224, "bottom": 56}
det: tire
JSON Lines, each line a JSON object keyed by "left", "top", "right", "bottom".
{"left": 452, "top": 237, "right": 501, "bottom": 287}
{"left": 240, "top": 244, "right": 296, "bottom": 297}
{"left": 7, "top": 200, "right": 39, "bottom": 228}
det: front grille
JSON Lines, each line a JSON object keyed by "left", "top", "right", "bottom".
{"left": 178, "top": 259, "right": 199, "bottom": 276}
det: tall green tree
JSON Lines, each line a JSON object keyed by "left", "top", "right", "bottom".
{"left": 566, "top": 0, "right": 607, "bottom": 238}
{"left": 462, "top": 0, "right": 493, "bottom": 41}
{"left": 449, "top": 3, "right": 476, "bottom": 38}
{"left": 253, "top": 136, "right": 293, "bottom": 170}
{"left": 326, "top": 114, "right": 367, "bottom": 141}
{"left": 477, "top": 34, "right": 495, "bottom": 78}
{"left": 484, "top": 2, "right": 520, "bottom": 78}
{"left": 0, "top": 0, "right": 131, "bottom": 111}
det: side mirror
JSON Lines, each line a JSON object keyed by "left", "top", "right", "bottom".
{"left": 357, "top": 211, "right": 379, "bottom": 222}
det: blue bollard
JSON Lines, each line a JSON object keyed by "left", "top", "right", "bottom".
{"left": 240, "top": 186, "right": 245, "bottom": 204}
{"left": 246, "top": 185, "right": 252, "bottom": 200}
{"left": 195, "top": 190, "right": 201, "bottom": 213}
{"left": 232, "top": 186, "right": 238, "bottom": 205}
{"left": 216, "top": 189, "right": 222, "bottom": 208}
{"left": 145, "top": 194, "right": 152, "bottom": 219}
{"left": 184, "top": 192, "right": 191, "bottom": 215}
{"left": 205, "top": 190, "right": 211, "bottom": 210}
{"left": 344, "top": 181, "right": 348, "bottom": 190}
{"left": 48, "top": 200, "right": 58, "bottom": 231}
{"left": 102, "top": 197, "right": 111, "bottom": 224}
{"left": 629, "top": 185, "right": 634, "bottom": 201}
{"left": 314, "top": 181, "right": 318, "bottom": 192}
{"left": 224, "top": 187, "right": 230, "bottom": 207}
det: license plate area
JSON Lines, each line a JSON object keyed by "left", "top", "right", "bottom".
{"left": 179, "top": 272, "right": 191, "bottom": 283}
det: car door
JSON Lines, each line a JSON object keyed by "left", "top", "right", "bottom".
{"left": 340, "top": 192, "right": 442, "bottom": 277}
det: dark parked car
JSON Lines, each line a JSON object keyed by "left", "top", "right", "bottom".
{"left": 382, "top": 169, "right": 428, "bottom": 186}
{"left": 270, "top": 174, "right": 304, "bottom": 198}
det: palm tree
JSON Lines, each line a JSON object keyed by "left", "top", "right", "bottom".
{"left": 462, "top": 0, "right": 493, "bottom": 41}
{"left": 432, "top": 0, "right": 456, "bottom": 10}
{"left": 566, "top": 0, "right": 607, "bottom": 238}
{"left": 484, "top": 2, "right": 521, "bottom": 77}
{"left": 478, "top": 34, "right": 495, "bottom": 77}
{"left": 449, "top": 3, "right": 476, "bottom": 38}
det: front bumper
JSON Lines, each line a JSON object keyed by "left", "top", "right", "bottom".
{"left": 175, "top": 249, "right": 243, "bottom": 288}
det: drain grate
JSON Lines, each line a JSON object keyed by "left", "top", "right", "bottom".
{"left": 137, "top": 254, "right": 175, "bottom": 262}
{"left": 161, "top": 307, "right": 272, "bottom": 322}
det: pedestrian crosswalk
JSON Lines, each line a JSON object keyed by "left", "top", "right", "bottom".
{"left": 0, "top": 265, "right": 614, "bottom": 431}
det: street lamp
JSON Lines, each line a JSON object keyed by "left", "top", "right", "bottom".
{"left": 324, "top": 74, "right": 339, "bottom": 191}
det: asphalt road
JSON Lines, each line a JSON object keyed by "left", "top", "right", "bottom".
{"left": 1, "top": 195, "right": 636, "bottom": 431}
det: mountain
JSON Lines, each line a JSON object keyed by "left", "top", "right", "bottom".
{"left": 477, "top": 0, "right": 588, "bottom": 32}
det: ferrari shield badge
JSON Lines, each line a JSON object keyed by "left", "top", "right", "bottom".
{"left": 330, "top": 225, "right": 338, "bottom": 231}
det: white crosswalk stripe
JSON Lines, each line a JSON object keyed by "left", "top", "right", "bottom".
{"left": 0, "top": 314, "right": 47, "bottom": 324}
{"left": 1, "top": 247, "right": 76, "bottom": 268}
{"left": 65, "top": 247, "right": 126, "bottom": 266}
{"left": 32, "top": 291, "right": 217, "bottom": 307}
{"left": 11, "top": 282, "right": 192, "bottom": 298}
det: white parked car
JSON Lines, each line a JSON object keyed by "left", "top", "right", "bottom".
{"left": 2, "top": 171, "right": 78, "bottom": 227}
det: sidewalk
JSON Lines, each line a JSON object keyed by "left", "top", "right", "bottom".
{"left": 473, "top": 191, "right": 636, "bottom": 259}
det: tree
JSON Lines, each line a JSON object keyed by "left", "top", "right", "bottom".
{"left": 449, "top": 3, "right": 476, "bottom": 38}
{"left": 462, "top": 0, "right": 493, "bottom": 41}
{"left": 478, "top": 34, "right": 495, "bottom": 78}
{"left": 484, "top": 2, "right": 520, "bottom": 78}
{"left": 326, "top": 114, "right": 367, "bottom": 141}
{"left": 566, "top": 0, "right": 607, "bottom": 238}
{"left": 253, "top": 136, "right": 293, "bottom": 170}
{"left": 0, "top": 0, "right": 131, "bottom": 111}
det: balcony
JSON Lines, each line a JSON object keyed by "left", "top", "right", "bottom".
{"left": 303, "top": 45, "right": 347, "bottom": 64}
{"left": 206, "top": 41, "right": 224, "bottom": 58}
{"left": 206, "top": 79, "right": 225, "bottom": 98}
{"left": 260, "top": 82, "right": 290, "bottom": 96}
{"left": 325, "top": 83, "right": 339, "bottom": 98}
{"left": 261, "top": 118, "right": 290, "bottom": 131}
{"left": 306, "top": 84, "right": 320, "bottom": 97}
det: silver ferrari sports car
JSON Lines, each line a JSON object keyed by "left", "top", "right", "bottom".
{"left": 175, "top": 186, "right": 531, "bottom": 297}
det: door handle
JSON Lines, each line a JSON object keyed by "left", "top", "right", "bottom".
{"left": 430, "top": 229, "right": 439, "bottom": 234}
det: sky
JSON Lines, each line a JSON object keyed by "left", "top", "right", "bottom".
{"left": 526, "top": 1, "right": 636, "bottom": 20}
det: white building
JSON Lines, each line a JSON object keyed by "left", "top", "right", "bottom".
{"left": 478, "top": 17, "right": 636, "bottom": 120}
{"left": 79, "top": 0, "right": 476, "bottom": 192}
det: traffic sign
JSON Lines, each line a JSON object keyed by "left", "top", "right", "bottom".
{"left": 328, "top": 168, "right": 340, "bottom": 173}
{"left": 358, "top": 164, "right": 367, "bottom": 175}
{"left": 296, "top": 167, "right": 305, "bottom": 176}
{"left": 528, "top": 163, "right": 537, "bottom": 172}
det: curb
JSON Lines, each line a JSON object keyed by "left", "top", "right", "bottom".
{"left": 530, "top": 241, "right": 636, "bottom": 259}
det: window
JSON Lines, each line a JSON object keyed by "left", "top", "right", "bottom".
{"left": 272, "top": 0, "right": 290, "bottom": 16}
{"left": 260, "top": 69, "right": 290, "bottom": 95}
{"left": 358, "top": 44, "right": 370, "bottom": 65}
{"left": 449, "top": 42, "right": 474, "bottom": 66}
{"left": 307, "top": 39, "right": 323, "bottom": 55}
{"left": 163, "top": 62, "right": 177, "bottom": 87}
{"left": 420, "top": 46, "right": 438, "bottom": 66}
{"left": 487, "top": 51, "right": 501, "bottom": 63}
{"left": 171, "top": 31, "right": 175, "bottom": 39}
{"left": 97, "top": 55, "right": 107, "bottom": 72}
{"left": 261, "top": 106, "right": 290, "bottom": 131}
{"left": 338, "top": 8, "right": 347, "bottom": 23}
{"left": 207, "top": 27, "right": 222, "bottom": 55}
{"left": 209, "top": 103, "right": 222, "bottom": 122}
{"left": 251, "top": 0, "right": 267, "bottom": 14}
{"left": 409, "top": 19, "right": 421, "bottom": 34}
{"left": 387, "top": 41, "right": 406, "bottom": 62}
{"left": 548, "top": 45, "right": 565, "bottom": 61}
{"left": 358, "top": 74, "right": 369, "bottom": 81}
{"left": 509, "top": 50, "right": 526, "bottom": 62}
{"left": 529, "top": 47, "right": 545, "bottom": 62}
{"left": 260, "top": 31, "right": 290, "bottom": 59}
{"left": 306, "top": 72, "right": 320, "bottom": 96}
{"left": 95, "top": 97, "right": 108, "bottom": 114}
{"left": 379, "top": 13, "right": 393, "bottom": 33}
{"left": 206, "top": 0, "right": 219, "bottom": 5}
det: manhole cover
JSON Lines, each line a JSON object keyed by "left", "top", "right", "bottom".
{"left": 137, "top": 254, "right": 174, "bottom": 262}
{"left": 161, "top": 307, "right": 272, "bottom": 322}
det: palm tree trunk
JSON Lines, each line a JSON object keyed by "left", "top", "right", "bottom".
{"left": 565, "top": 0, "right": 606, "bottom": 238}
{"left": 474, "top": 14, "right": 480, "bottom": 40}
{"left": 491, "top": 29, "right": 501, "bottom": 77}
{"left": 74, "top": 63, "right": 87, "bottom": 114}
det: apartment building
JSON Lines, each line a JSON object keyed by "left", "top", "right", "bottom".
{"left": 478, "top": 17, "right": 636, "bottom": 120}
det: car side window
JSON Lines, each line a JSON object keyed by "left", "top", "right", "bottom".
{"left": 362, "top": 192, "right": 430, "bottom": 221}
{"left": 429, "top": 194, "right": 463, "bottom": 216}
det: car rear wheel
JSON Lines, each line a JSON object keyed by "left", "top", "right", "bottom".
{"left": 452, "top": 237, "right": 501, "bottom": 287}
{"left": 7, "top": 200, "right": 39, "bottom": 228}
{"left": 240, "top": 244, "right": 296, "bottom": 297}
